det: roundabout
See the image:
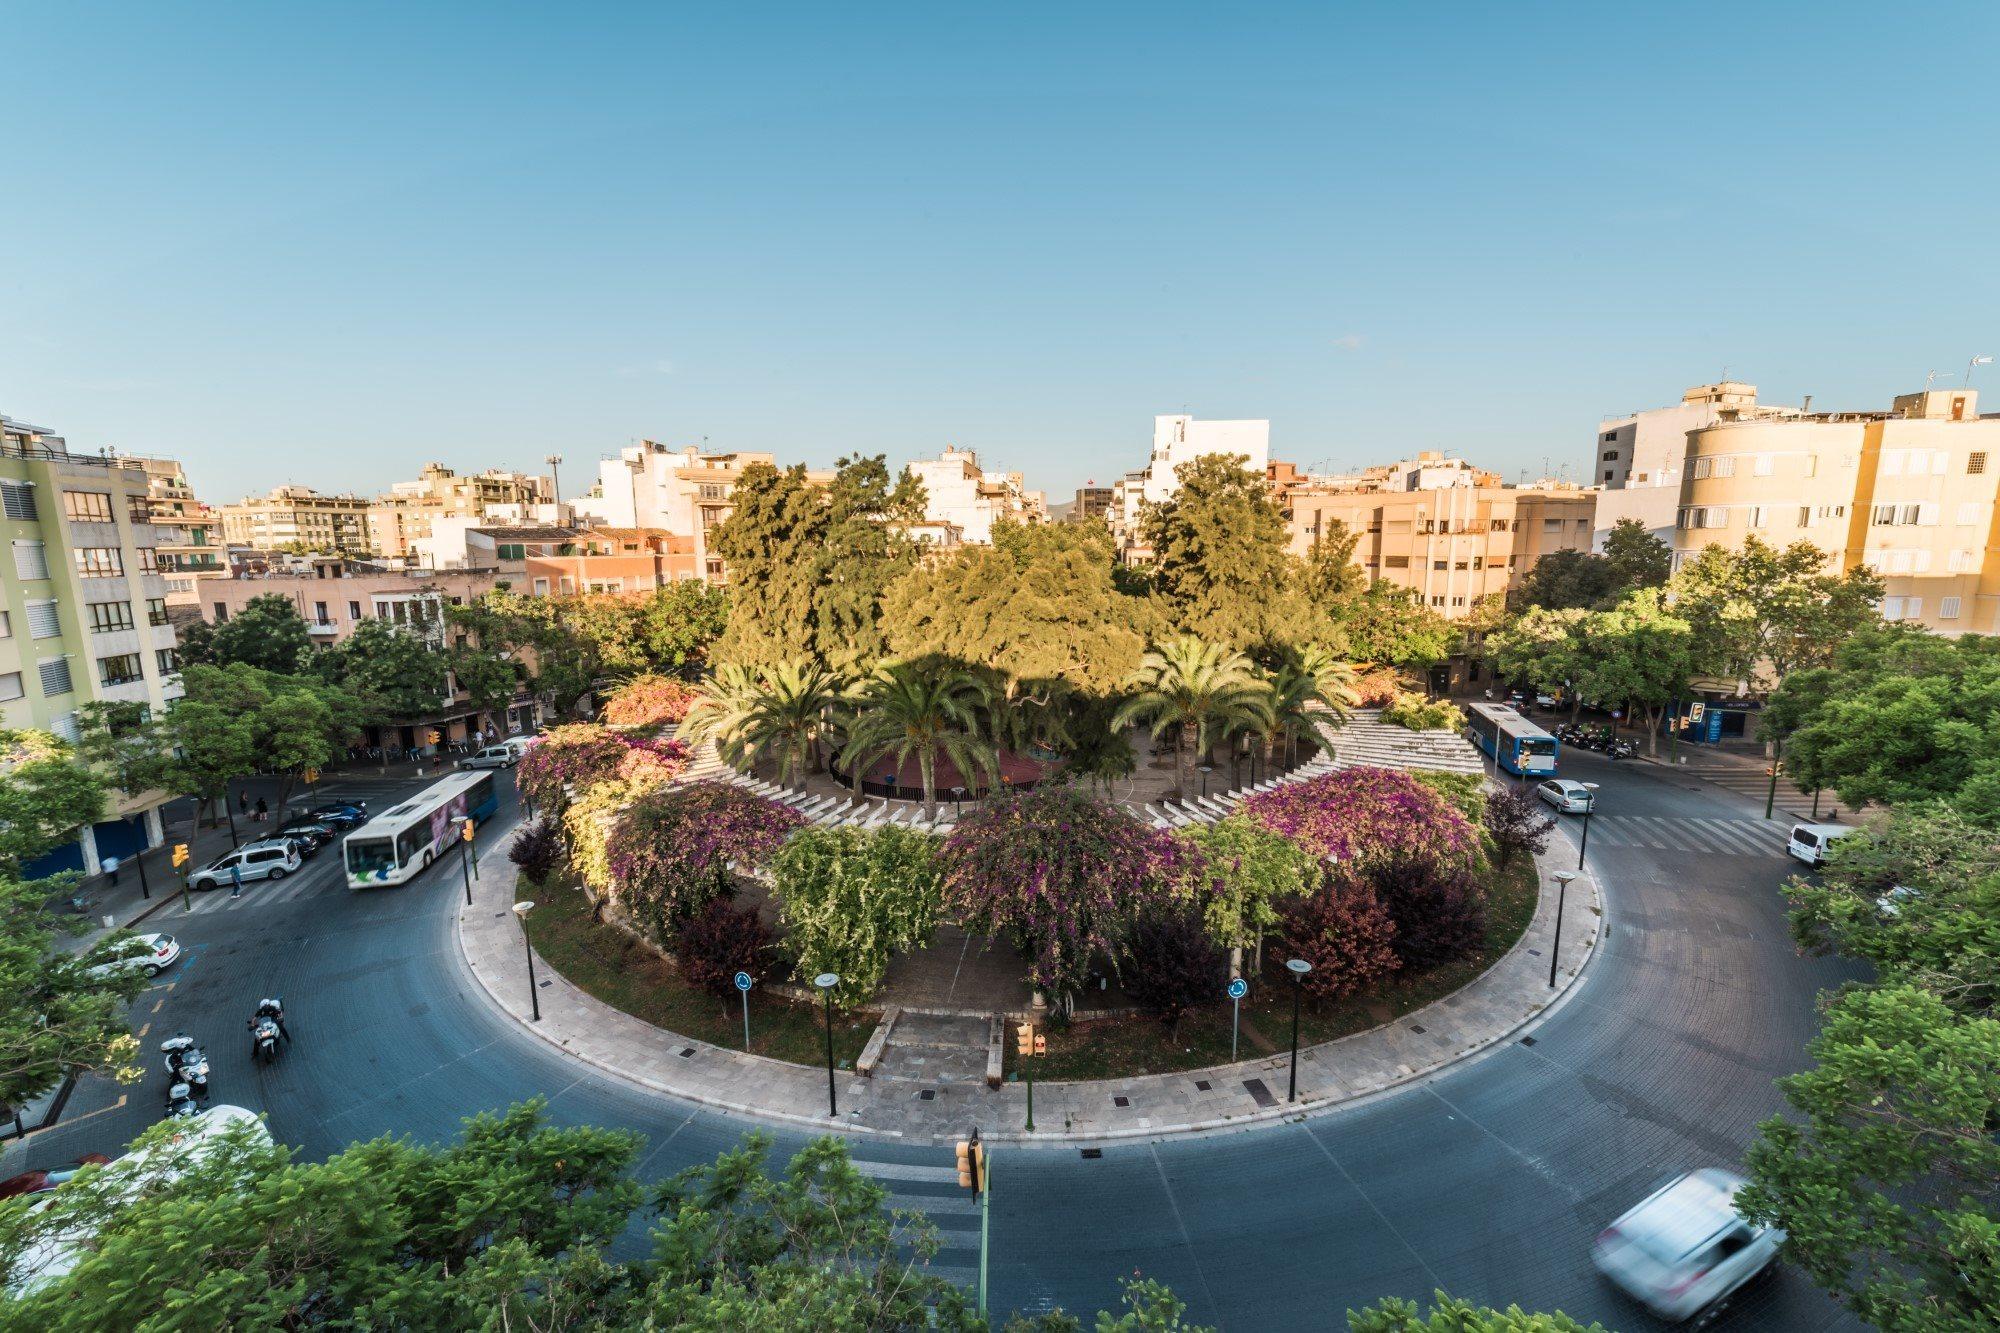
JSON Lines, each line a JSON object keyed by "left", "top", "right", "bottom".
{"left": 5, "top": 750, "right": 1861, "bottom": 1328}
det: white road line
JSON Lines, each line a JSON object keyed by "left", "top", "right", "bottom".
{"left": 850, "top": 1160, "right": 959, "bottom": 1184}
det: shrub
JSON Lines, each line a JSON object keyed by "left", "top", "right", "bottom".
{"left": 770, "top": 825, "right": 944, "bottom": 1006}
{"left": 1121, "top": 902, "right": 1227, "bottom": 1041}
{"left": 518, "top": 722, "right": 688, "bottom": 811}
{"left": 607, "top": 781, "right": 804, "bottom": 946}
{"left": 1485, "top": 786, "right": 1556, "bottom": 868}
{"left": 674, "top": 898, "right": 772, "bottom": 1011}
{"left": 941, "top": 784, "right": 1187, "bottom": 1002}
{"left": 563, "top": 773, "right": 676, "bottom": 899}
{"left": 1382, "top": 692, "right": 1467, "bottom": 732}
{"left": 1174, "top": 816, "right": 1321, "bottom": 969}
{"left": 1349, "top": 667, "right": 1406, "bottom": 708}
{"left": 603, "top": 674, "right": 700, "bottom": 731}
{"left": 1278, "top": 871, "right": 1401, "bottom": 1002}
{"left": 508, "top": 818, "right": 563, "bottom": 883}
{"left": 1369, "top": 855, "right": 1489, "bottom": 968}
{"left": 1240, "top": 766, "right": 1479, "bottom": 875}
{"left": 1411, "top": 771, "right": 1486, "bottom": 828}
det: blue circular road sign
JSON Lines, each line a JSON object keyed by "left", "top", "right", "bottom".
{"left": 1227, "top": 977, "right": 1249, "bottom": 1001}
{"left": 733, "top": 971, "right": 754, "bottom": 993}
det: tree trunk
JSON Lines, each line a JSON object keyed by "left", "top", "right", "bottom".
{"left": 921, "top": 751, "right": 937, "bottom": 823}
{"left": 1644, "top": 704, "right": 1661, "bottom": 756}
{"left": 1177, "top": 722, "right": 1197, "bottom": 799}
{"left": 1229, "top": 943, "right": 1243, "bottom": 981}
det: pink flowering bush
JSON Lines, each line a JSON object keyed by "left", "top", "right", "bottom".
{"left": 606, "top": 780, "right": 803, "bottom": 945}
{"left": 518, "top": 722, "right": 688, "bottom": 811}
{"left": 603, "top": 674, "right": 700, "bottom": 731}
{"left": 1240, "top": 766, "right": 1478, "bottom": 875}
{"left": 940, "top": 785, "right": 1188, "bottom": 1002}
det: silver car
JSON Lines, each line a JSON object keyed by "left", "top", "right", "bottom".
{"left": 458, "top": 744, "right": 519, "bottom": 770}
{"left": 1536, "top": 778, "right": 1596, "bottom": 814}
{"left": 1591, "top": 1168, "right": 1784, "bottom": 1323}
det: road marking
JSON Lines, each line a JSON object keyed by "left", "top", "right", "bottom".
{"left": 136, "top": 1022, "right": 150, "bottom": 1039}
{"left": 150, "top": 998, "right": 165, "bottom": 1013}
{"left": 51, "top": 1094, "right": 128, "bottom": 1130}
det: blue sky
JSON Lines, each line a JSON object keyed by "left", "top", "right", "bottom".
{"left": 4, "top": 2, "right": 1996, "bottom": 503}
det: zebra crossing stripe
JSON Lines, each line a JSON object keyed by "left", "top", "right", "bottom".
{"left": 1697, "top": 818, "right": 1780, "bottom": 855}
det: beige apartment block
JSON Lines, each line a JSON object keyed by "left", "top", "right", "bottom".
{"left": 370, "top": 461, "right": 554, "bottom": 559}
{"left": 1288, "top": 476, "right": 1595, "bottom": 618}
{"left": 1674, "top": 388, "right": 1999, "bottom": 635}
{"left": 220, "top": 484, "right": 375, "bottom": 555}
{"left": 575, "top": 443, "right": 836, "bottom": 584}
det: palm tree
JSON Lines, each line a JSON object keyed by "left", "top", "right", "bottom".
{"left": 1262, "top": 646, "right": 1360, "bottom": 771}
{"left": 1112, "top": 636, "right": 1274, "bottom": 799}
{"left": 839, "top": 662, "right": 998, "bottom": 820}
{"left": 683, "top": 660, "right": 846, "bottom": 791}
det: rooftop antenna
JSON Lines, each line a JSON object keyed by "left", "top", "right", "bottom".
{"left": 1925, "top": 370, "right": 1954, "bottom": 389}
{"left": 1968, "top": 355, "right": 1995, "bottom": 388}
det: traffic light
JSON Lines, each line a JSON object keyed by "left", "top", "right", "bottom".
{"left": 426, "top": 729, "right": 441, "bottom": 745}
{"left": 171, "top": 844, "right": 189, "bottom": 869}
{"left": 303, "top": 767, "right": 319, "bottom": 784}
{"left": 1033, "top": 1030, "right": 1046, "bottom": 1057}
{"left": 1015, "top": 1021, "right": 1034, "bottom": 1057}
{"left": 954, "top": 1135, "right": 984, "bottom": 1193}
{"left": 462, "top": 817, "right": 475, "bottom": 843}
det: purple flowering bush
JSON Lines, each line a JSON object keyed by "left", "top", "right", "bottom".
{"left": 1239, "top": 766, "right": 1478, "bottom": 875}
{"left": 518, "top": 722, "right": 688, "bottom": 811}
{"left": 606, "top": 780, "right": 803, "bottom": 946}
{"left": 940, "top": 784, "right": 1187, "bottom": 1002}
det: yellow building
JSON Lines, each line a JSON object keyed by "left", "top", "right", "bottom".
{"left": 369, "top": 462, "right": 554, "bottom": 560}
{"left": 1674, "top": 388, "right": 1999, "bottom": 634}
{"left": 220, "top": 485, "right": 375, "bottom": 555}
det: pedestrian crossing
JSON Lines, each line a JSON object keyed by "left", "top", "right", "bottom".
{"left": 849, "top": 1157, "right": 983, "bottom": 1289}
{"left": 1658, "top": 761, "right": 1830, "bottom": 817}
{"left": 1583, "top": 813, "right": 1793, "bottom": 858}
{"left": 172, "top": 866, "right": 351, "bottom": 915}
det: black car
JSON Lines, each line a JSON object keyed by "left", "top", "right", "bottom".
{"left": 273, "top": 819, "right": 336, "bottom": 852}
{"left": 308, "top": 803, "right": 368, "bottom": 829}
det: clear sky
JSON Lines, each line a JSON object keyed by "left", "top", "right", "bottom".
{"left": 4, "top": 2, "right": 1997, "bottom": 504}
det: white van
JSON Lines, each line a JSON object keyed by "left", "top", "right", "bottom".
{"left": 1787, "top": 822, "right": 1858, "bottom": 867}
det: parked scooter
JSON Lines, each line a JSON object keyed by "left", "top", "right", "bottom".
{"left": 163, "top": 1080, "right": 201, "bottom": 1120}
{"left": 1608, "top": 740, "right": 1637, "bottom": 761}
{"left": 160, "top": 1034, "right": 210, "bottom": 1098}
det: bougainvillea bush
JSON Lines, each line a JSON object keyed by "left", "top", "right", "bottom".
{"left": 1240, "top": 766, "right": 1478, "bottom": 875}
{"left": 940, "top": 784, "right": 1186, "bottom": 1003}
{"left": 1122, "top": 902, "right": 1227, "bottom": 1040}
{"left": 564, "top": 773, "right": 677, "bottom": 899}
{"left": 770, "top": 825, "right": 944, "bottom": 1006}
{"left": 1174, "top": 816, "right": 1321, "bottom": 973}
{"left": 1278, "top": 871, "right": 1401, "bottom": 1003}
{"left": 606, "top": 781, "right": 803, "bottom": 947}
{"left": 1367, "top": 855, "right": 1489, "bottom": 968}
{"left": 602, "top": 674, "right": 700, "bottom": 731}
{"left": 518, "top": 722, "right": 688, "bottom": 811}
{"left": 674, "top": 898, "right": 772, "bottom": 1013}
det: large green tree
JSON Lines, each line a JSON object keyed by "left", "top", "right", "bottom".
{"left": 1346, "top": 1293, "right": 1606, "bottom": 1332}
{"left": 1483, "top": 606, "right": 1590, "bottom": 709}
{"left": 1576, "top": 589, "right": 1698, "bottom": 754}
{"left": 317, "top": 618, "right": 449, "bottom": 722}
{"left": 1509, "top": 549, "right": 1625, "bottom": 612}
{"left": 1601, "top": 518, "right": 1671, "bottom": 590}
{"left": 769, "top": 825, "right": 944, "bottom": 1004}
{"left": 167, "top": 663, "right": 364, "bottom": 820}
{"left": 1335, "top": 583, "right": 1456, "bottom": 668}
{"left": 449, "top": 590, "right": 599, "bottom": 717}
{"left": 0, "top": 730, "right": 108, "bottom": 876}
{"left": 838, "top": 662, "right": 997, "bottom": 819}
{"left": 0, "top": 873, "right": 147, "bottom": 1112}
{"left": 198, "top": 592, "right": 314, "bottom": 673}
{"left": 1668, "top": 536, "right": 1883, "bottom": 689}
{"left": 1113, "top": 636, "right": 1274, "bottom": 799}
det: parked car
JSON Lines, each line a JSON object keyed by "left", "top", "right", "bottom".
{"left": 1786, "top": 822, "right": 1858, "bottom": 867}
{"left": 270, "top": 820, "right": 335, "bottom": 854}
{"left": 0, "top": 1155, "right": 110, "bottom": 1200}
{"left": 457, "top": 744, "right": 519, "bottom": 771}
{"left": 1591, "top": 1168, "right": 1784, "bottom": 1323}
{"left": 1536, "top": 778, "right": 1597, "bottom": 814}
{"left": 500, "top": 735, "right": 539, "bottom": 759}
{"left": 307, "top": 802, "right": 368, "bottom": 828}
{"left": 86, "top": 932, "right": 182, "bottom": 980}
{"left": 187, "top": 843, "right": 300, "bottom": 891}
{"left": 245, "top": 832, "right": 318, "bottom": 862}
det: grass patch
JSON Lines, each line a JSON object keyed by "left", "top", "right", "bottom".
{"left": 516, "top": 875, "right": 873, "bottom": 1069}
{"left": 1015, "top": 849, "right": 1543, "bottom": 1082}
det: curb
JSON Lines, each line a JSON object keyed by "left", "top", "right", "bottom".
{"left": 455, "top": 817, "right": 1607, "bottom": 1145}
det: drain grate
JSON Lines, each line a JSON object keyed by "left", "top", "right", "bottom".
{"left": 539, "top": 979, "right": 552, "bottom": 988}
{"left": 677, "top": 1047, "right": 695, "bottom": 1058}
{"left": 1080, "top": 1147, "right": 1103, "bottom": 1159}
{"left": 1112, "top": 1095, "right": 1130, "bottom": 1108}
{"left": 1527, "top": 948, "right": 1542, "bottom": 957}
{"left": 916, "top": 1089, "right": 936, "bottom": 1101}
{"left": 1519, "top": 1036, "right": 1537, "bottom": 1047}
{"left": 1242, "top": 1078, "right": 1278, "bottom": 1108}
{"left": 1409, "top": 1024, "right": 1426, "bottom": 1034}
{"left": 1194, "top": 1079, "right": 1212, "bottom": 1092}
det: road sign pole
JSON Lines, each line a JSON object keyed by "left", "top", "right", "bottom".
{"left": 460, "top": 838, "right": 474, "bottom": 907}
{"left": 978, "top": 1144, "right": 990, "bottom": 1318}
{"left": 1226, "top": 977, "right": 1248, "bottom": 1061}
{"left": 1024, "top": 1055, "right": 1034, "bottom": 1133}
{"left": 734, "top": 972, "right": 754, "bottom": 1052}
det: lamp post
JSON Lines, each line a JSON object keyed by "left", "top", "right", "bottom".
{"left": 1198, "top": 763, "right": 1214, "bottom": 800}
{"left": 1285, "top": 958, "right": 1312, "bottom": 1102}
{"left": 1577, "top": 783, "right": 1600, "bottom": 871}
{"left": 1549, "top": 871, "right": 1577, "bottom": 988}
{"left": 125, "top": 815, "right": 152, "bottom": 901}
{"left": 512, "top": 901, "right": 541, "bottom": 1021}
{"left": 814, "top": 972, "right": 841, "bottom": 1117}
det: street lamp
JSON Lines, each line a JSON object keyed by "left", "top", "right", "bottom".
{"left": 512, "top": 901, "right": 541, "bottom": 1022}
{"left": 1577, "top": 784, "right": 1600, "bottom": 870}
{"left": 813, "top": 972, "right": 841, "bottom": 1117}
{"left": 1285, "top": 957, "right": 1313, "bottom": 1102}
{"left": 1197, "top": 763, "right": 1214, "bottom": 800}
{"left": 1549, "top": 871, "right": 1577, "bottom": 988}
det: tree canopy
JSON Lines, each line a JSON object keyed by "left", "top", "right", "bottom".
{"left": 189, "top": 592, "right": 314, "bottom": 673}
{"left": 1139, "top": 454, "right": 1324, "bottom": 653}
{"left": 0, "top": 871, "right": 148, "bottom": 1111}
{"left": 1666, "top": 535, "right": 1882, "bottom": 689}
{"left": 0, "top": 729, "right": 108, "bottom": 876}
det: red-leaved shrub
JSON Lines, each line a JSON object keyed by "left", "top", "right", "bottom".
{"left": 1278, "top": 873, "right": 1401, "bottom": 1002}
{"left": 1368, "top": 855, "right": 1489, "bottom": 968}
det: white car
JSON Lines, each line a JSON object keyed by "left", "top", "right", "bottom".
{"left": 1592, "top": 1168, "right": 1784, "bottom": 1323}
{"left": 1536, "top": 778, "right": 1597, "bottom": 814}
{"left": 187, "top": 843, "right": 300, "bottom": 891}
{"left": 500, "top": 735, "right": 538, "bottom": 760}
{"left": 457, "top": 744, "right": 519, "bottom": 770}
{"left": 86, "top": 932, "right": 181, "bottom": 980}
{"left": 1786, "top": 822, "right": 1858, "bottom": 867}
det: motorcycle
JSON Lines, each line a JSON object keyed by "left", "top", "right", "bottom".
{"left": 250, "top": 1015, "right": 282, "bottom": 1064}
{"left": 163, "top": 1080, "right": 201, "bottom": 1120}
{"left": 160, "top": 1034, "right": 210, "bottom": 1098}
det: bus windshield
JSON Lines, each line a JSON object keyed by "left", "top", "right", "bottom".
{"left": 344, "top": 837, "right": 398, "bottom": 880}
{"left": 1519, "top": 737, "right": 1557, "bottom": 756}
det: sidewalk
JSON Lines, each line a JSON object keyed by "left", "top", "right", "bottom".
{"left": 459, "top": 822, "right": 1605, "bottom": 1146}
{"left": 1638, "top": 743, "right": 1841, "bottom": 823}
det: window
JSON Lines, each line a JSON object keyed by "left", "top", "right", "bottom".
{"left": 1453, "top": 559, "right": 1468, "bottom": 570}
{"left": 0, "top": 609, "right": 7, "bottom": 638}
{"left": 559, "top": 576, "right": 575, "bottom": 593}
{"left": 73, "top": 547, "right": 123, "bottom": 577}
{"left": 97, "top": 653, "right": 144, "bottom": 686}
{"left": 1432, "top": 559, "right": 1447, "bottom": 570}
{"left": 1882, "top": 450, "right": 1903, "bottom": 477}
{"left": 62, "top": 490, "right": 113, "bottom": 522}
{"left": 1713, "top": 456, "right": 1736, "bottom": 478}
{"left": 146, "top": 597, "right": 168, "bottom": 626}
{"left": 213, "top": 601, "right": 229, "bottom": 622}
{"left": 1941, "top": 596, "right": 1962, "bottom": 620}
{"left": 38, "top": 657, "right": 73, "bottom": 696}
{"left": 13, "top": 541, "right": 49, "bottom": 581}
{"left": 1898, "top": 503, "right": 1923, "bottom": 526}
{"left": 1747, "top": 506, "right": 1767, "bottom": 529}
{"left": 128, "top": 496, "right": 153, "bottom": 527}
{"left": 1949, "top": 549, "right": 1972, "bottom": 572}
{"left": 1958, "top": 502, "right": 1983, "bottom": 526}
{"left": 532, "top": 578, "right": 550, "bottom": 595}
{"left": 0, "top": 481, "right": 37, "bottom": 521}
{"left": 26, "top": 601, "right": 60, "bottom": 639}
{"left": 1383, "top": 555, "right": 1409, "bottom": 569}
{"left": 497, "top": 543, "right": 526, "bottom": 560}
{"left": 1542, "top": 518, "right": 1564, "bottom": 533}
{"left": 1430, "top": 595, "right": 1444, "bottom": 606}
{"left": 313, "top": 601, "right": 329, "bottom": 623}
{"left": 347, "top": 600, "right": 362, "bottom": 619}
{"left": 1472, "top": 555, "right": 1484, "bottom": 569}
{"left": 156, "top": 647, "right": 181, "bottom": 674}
{"left": 1451, "top": 596, "right": 1465, "bottom": 607}
{"left": 136, "top": 547, "right": 159, "bottom": 573}
{"left": 87, "top": 601, "right": 135, "bottom": 633}
{"left": 1871, "top": 504, "right": 1897, "bottom": 526}
{"left": 1798, "top": 505, "right": 1812, "bottom": 527}
{"left": 1906, "top": 597, "right": 1924, "bottom": 619}
{"left": 1971, "top": 452, "right": 1988, "bottom": 476}
{"left": 1753, "top": 454, "right": 1775, "bottom": 476}
{"left": 1881, "top": 596, "right": 1904, "bottom": 621}
{"left": 1601, "top": 450, "right": 1619, "bottom": 462}
{"left": 699, "top": 484, "right": 726, "bottom": 501}
{"left": 0, "top": 672, "right": 21, "bottom": 702}
{"left": 1691, "top": 458, "right": 1711, "bottom": 480}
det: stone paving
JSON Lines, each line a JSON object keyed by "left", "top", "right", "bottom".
{"left": 459, "top": 815, "right": 1604, "bottom": 1147}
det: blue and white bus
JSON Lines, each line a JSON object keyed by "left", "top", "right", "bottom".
{"left": 1464, "top": 702, "right": 1560, "bottom": 777}
{"left": 343, "top": 770, "right": 500, "bottom": 888}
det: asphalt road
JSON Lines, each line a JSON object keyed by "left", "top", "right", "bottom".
{"left": 5, "top": 754, "right": 1863, "bottom": 1329}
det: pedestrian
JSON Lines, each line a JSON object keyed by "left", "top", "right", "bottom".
{"left": 103, "top": 854, "right": 121, "bottom": 885}
{"left": 238, "top": 791, "right": 249, "bottom": 818}
{"left": 229, "top": 862, "right": 243, "bottom": 899}
{"left": 254, "top": 797, "right": 268, "bottom": 823}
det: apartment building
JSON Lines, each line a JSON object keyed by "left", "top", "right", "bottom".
{"left": 1110, "top": 415, "right": 1271, "bottom": 556}
{"left": 904, "top": 447, "right": 1046, "bottom": 545}
{"left": 2, "top": 412, "right": 184, "bottom": 877}
{"left": 1286, "top": 453, "right": 1595, "bottom": 617}
{"left": 133, "top": 457, "right": 227, "bottom": 586}
{"left": 1590, "top": 381, "right": 1802, "bottom": 550}
{"left": 1069, "top": 484, "right": 1114, "bottom": 524}
{"left": 370, "top": 461, "right": 555, "bottom": 560}
{"left": 220, "top": 484, "right": 374, "bottom": 555}
{"left": 1675, "top": 387, "right": 2000, "bottom": 634}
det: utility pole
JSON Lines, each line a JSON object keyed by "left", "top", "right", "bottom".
{"left": 1765, "top": 739, "right": 1783, "bottom": 821}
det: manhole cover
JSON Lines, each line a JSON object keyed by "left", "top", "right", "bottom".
{"left": 538, "top": 979, "right": 552, "bottom": 988}
{"left": 1112, "top": 1095, "right": 1130, "bottom": 1108}
{"left": 1409, "top": 1024, "right": 1426, "bottom": 1034}
{"left": 916, "top": 1089, "right": 936, "bottom": 1101}
{"left": 1519, "top": 1036, "right": 1537, "bottom": 1047}
{"left": 1194, "top": 1079, "right": 1212, "bottom": 1091}
{"left": 677, "top": 1047, "right": 695, "bottom": 1058}
{"left": 1242, "top": 1078, "right": 1278, "bottom": 1108}
{"left": 1080, "top": 1148, "right": 1102, "bottom": 1159}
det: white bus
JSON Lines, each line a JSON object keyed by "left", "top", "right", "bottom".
{"left": 343, "top": 770, "right": 499, "bottom": 888}
{"left": 1464, "top": 701, "right": 1561, "bottom": 777}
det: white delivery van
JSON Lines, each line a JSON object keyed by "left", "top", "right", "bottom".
{"left": 1787, "top": 822, "right": 1858, "bottom": 867}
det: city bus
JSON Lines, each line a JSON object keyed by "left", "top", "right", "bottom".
{"left": 343, "top": 770, "right": 499, "bottom": 888}
{"left": 1464, "top": 702, "right": 1561, "bottom": 777}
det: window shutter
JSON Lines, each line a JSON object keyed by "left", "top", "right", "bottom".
{"left": 12, "top": 541, "right": 49, "bottom": 580}
{"left": 26, "top": 601, "right": 60, "bottom": 638}
{"left": 0, "top": 482, "right": 37, "bottom": 521}
{"left": 37, "top": 657, "right": 73, "bottom": 696}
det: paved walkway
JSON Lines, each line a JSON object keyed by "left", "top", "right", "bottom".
{"left": 458, "top": 819, "right": 1604, "bottom": 1146}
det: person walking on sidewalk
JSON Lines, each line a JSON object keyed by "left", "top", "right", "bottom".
{"left": 254, "top": 797, "right": 268, "bottom": 823}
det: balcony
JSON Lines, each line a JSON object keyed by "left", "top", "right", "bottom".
{"left": 308, "top": 621, "right": 341, "bottom": 637}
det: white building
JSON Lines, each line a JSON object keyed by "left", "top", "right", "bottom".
{"left": 573, "top": 443, "right": 830, "bottom": 584}
{"left": 1589, "top": 382, "right": 1798, "bottom": 550}
{"left": 1109, "top": 414, "right": 1270, "bottom": 553}
{"left": 903, "top": 447, "right": 1046, "bottom": 545}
